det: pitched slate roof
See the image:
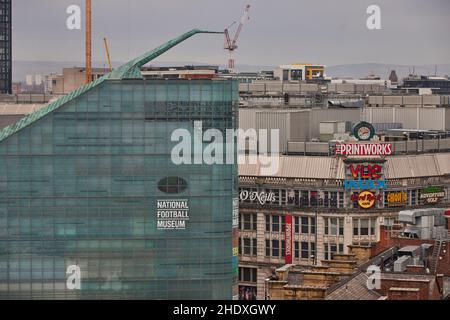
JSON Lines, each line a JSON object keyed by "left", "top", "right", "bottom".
{"left": 325, "top": 273, "right": 382, "bottom": 300}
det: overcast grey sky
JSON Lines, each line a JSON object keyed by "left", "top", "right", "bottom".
{"left": 12, "top": 0, "right": 450, "bottom": 66}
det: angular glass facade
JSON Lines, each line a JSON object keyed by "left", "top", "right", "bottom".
{"left": 0, "top": 78, "right": 238, "bottom": 299}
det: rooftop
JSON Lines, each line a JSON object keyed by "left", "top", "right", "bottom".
{"left": 239, "top": 153, "right": 450, "bottom": 179}
{"left": 325, "top": 273, "right": 382, "bottom": 300}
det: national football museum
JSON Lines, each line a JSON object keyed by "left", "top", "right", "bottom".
{"left": 0, "top": 30, "right": 238, "bottom": 299}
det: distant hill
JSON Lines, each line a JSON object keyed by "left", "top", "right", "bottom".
{"left": 12, "top": 60, "right": 450, "bottom": 82}
{"left": 326, "top": 63, "right": 450, "bottom": 80}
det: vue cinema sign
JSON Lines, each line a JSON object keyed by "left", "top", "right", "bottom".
{"left": 344, "top": 164, "right": 386, "bottom": 190}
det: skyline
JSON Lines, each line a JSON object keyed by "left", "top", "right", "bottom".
{"left": 12, "top": 0, "right": 450, "bottom": 67}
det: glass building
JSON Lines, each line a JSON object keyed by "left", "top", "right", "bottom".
{"left": 0, "top": 0, "right": 12, "bottom": 94}
{"left": 0, "top": 30, "right": 238, "bottom": 299}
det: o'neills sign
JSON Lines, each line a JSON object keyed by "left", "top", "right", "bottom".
{"left": 285, "top": 215, "right": 293, "bottom": 264}
{"left": 240, "top": 190, "right": 276, "bottom": 205}
{"left": 157, "top": 199, "right": 189, "bottom": 230}
{"left": 336, "top": 143, "right": 392, "bottom": 156}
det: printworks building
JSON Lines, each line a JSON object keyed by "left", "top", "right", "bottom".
{"left": 0, "top": 30, "right": 238, "bottom": 299}
{"left": 237, "top": 149, "right": 450, "bottom": 300}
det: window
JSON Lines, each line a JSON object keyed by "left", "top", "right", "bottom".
{"left": 330, "top": 191, "right": 338, "bottom": 207}
{"left": 157, "top": 176, "right": 188, "bottom": 194}
{"left": 300, "top": 190, "right": 309, "bottom": 206}
{"left": 294, "top": 216, "right": 315, "bottom": 234}
{"left": 324, "top": 218, "right": 344, "bottom": 236}
{"left": 272, "top": 216, "right": 279, "bottom": 232}
{"left": 239, "top": 267, "right": 257, "bottom": 283}
{"left": 360, "top": 219, "right": 369, "bottom": 235}
{"left": 353, "top": 218, "right": 376, "bottom": 236}
{"left": 324, "top": 242, "right": 342, "bottom": 260}
{"left": 411, "top": 189, "right": 417, "bottom": 205}
{"left": 242, "top": 238, "right": 257, "bottom": 256}
{"left": 310, "top": 191, "right": 318, "bottom": 206}
{"left": 301, "top": 242, "right": 309, "bottom": 259}
{"left": 311, "top": 217, "right": 316, "bottom": 234}
{"left": 265, "top": 239, "right": 284, "bottom": 258}
{"left": 370, "top": 219, "right": 376, "bottom": 236}
{"left": 352, "top": 192, "right": 359, "bottom": 208}
{"left": 294, "top": 241, "right": 299, "bottom": 258}
{"left": 301, "top": 217, "right": 309, "bottom": 233}
{"left": 272, "top": 240, "right": 279, "bottom": 257}
{"left": 240, "top": 213, "right": 257, "bottom": 231}
{"left": 267, "top": 215, "right": 284, "bottom": 233}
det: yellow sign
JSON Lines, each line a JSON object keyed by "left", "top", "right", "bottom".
{"left": 232, "top": 247, "right": 238, "bottom": 256}
{"left": 387, "top": 192, "right": 407, "bottom": 206}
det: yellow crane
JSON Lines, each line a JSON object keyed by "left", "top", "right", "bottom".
{"left": 103, "top": 38, "right": 113, "bottom": 72}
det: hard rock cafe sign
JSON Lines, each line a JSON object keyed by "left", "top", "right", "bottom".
{"left": 351, "top": 190, "right": 382, "bottom": 209}
{"left": 239, "top": 190, "right": 277, "bottom": 205}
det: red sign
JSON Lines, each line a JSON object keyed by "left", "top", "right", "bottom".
{"left": 285, "top": 215, "right": 293, "bottom": 264}
{"left": 336, "top": 143, "right": 392, "bottom": 156}
{"left": 348, "top": 164, "right": 382, "bottom": 179}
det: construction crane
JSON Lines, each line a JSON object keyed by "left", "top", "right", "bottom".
{"left": 103, "top": 38, "right": 113, "bottom": 72}
{"left": 85, "top": 0, "right": 92, "bottom": 83}
{"left": 224, "top": 4, "right": 250, "bottom": 73}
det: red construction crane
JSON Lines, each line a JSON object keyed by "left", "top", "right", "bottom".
{"left": 224, "top": 4, "right": 250, "bottom": 73}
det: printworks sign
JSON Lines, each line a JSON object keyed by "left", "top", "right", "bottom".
{"left": 240, "top": 190, "right": 276, "bottom": 205}
{"left": 420, "top": 187, "right": 445, "bottom": 204}
{"left": 156, "top": 199, "right": 190, "bottom": 230}
{"left": 336, "top": 143, "right": 392, "bottom": 156}
{"left": 285, "top": 215, "right": 293, "bottom": 264}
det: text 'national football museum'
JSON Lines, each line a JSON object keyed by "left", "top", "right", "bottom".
{"left": 0, "top": 30, "right": 239, "bottom": 299}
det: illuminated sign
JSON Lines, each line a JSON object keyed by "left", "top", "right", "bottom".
{"left": 387, "top": 191, "right": 408, "bottom": 206}
{"left": 336, "top": 143, "right": 392, "bottom": 156}
{"left": 156, "top": 199, "right": 189, "bottom": 230}
{"left": 344, "top": 179, "right": 386, "bottom": 190}
{"left": 239, "top": 190, "right": 276, "bottom": 205}
{"left": 285, "top": 215, "right": 293, "bottom": 264}
{"left": 351, "top": 191, "right": 382, "bottom": 209}
{"left": 352, "top": 121, "right": 376, "bottom": 141}
{"left": 348, "top": 164, "right": 382, "bottom": 179}
{"left": 420, "top": 186, "right": 445, "bottom": 204}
